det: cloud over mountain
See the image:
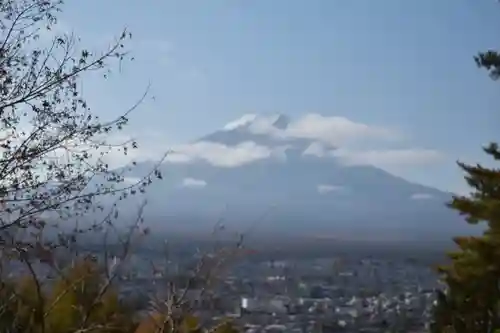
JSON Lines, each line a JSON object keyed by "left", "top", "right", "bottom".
{"left": 224, "top": 113, "right": 398, "bottom": 147}
{"left": 111, "top": 113, "right": 445, "bottom": 176}
{"left": 330, "top": 148, "right": 445, "bottom": 167}
{"left": 184, "top": 113, "right": 444, "bottom": 170}
{"left": 165, "top": 141, "right": 275, "bottom": 167}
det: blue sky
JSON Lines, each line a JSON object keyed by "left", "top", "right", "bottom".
{"left": 57, "top": 0, "right": 499, "bottom": 193}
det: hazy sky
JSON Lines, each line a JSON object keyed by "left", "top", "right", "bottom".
{"left": 56, "top": 0, "right": 500, "bottom": 193}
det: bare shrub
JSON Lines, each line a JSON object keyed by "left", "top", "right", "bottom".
{"left": 0, "top": 2, "right": 243, "bottom": 333}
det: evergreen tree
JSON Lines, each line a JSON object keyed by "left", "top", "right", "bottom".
{"left": 429, "top": 51, "right": 500, "bottom": 333}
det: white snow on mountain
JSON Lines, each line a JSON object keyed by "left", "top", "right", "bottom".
{"left": 223, "top": 114, "right": 258, "bottom": 131}
{"left": 317, "top": 184, "right": 346, "bottom": 194}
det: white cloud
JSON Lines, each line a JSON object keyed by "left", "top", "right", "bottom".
{"left": 165, "top": 141, "right": 273, "bottom": 167}
{"left": 182, "top": 178, "right": 207, "bottom": 188}
{"left": 123, "top": 177, "right": 142, "bottom": 185}
{"left": 224, "top": 113, "right": 399, "bottom": 147}
{"left": 317, "top": 184, "right": 346, "bottom": 194}
{"left": 247, "top": 114, "right": 285, "bottom": 136}
{"left": 284, "top": 114, "right": 397, "bottom": 146}
{"left": 330, "top": 148, "right": 445, "bottom": 167}
{"left": 223, "top": 114, "right": 258, "bottom": 131}
{"left": 303, "top": 142, "right": 328, "bottom": 157}
{"left": 410, "top": 193, "right": 434, "bottom": 200}
{"left": 301, "top": 143, "right": 444, "bottom": 170}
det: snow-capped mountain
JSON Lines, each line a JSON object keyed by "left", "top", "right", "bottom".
{"left": 120, "top": 113, "right": 473, "bottom": 241}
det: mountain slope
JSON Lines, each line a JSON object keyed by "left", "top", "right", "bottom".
{"left": 121, "top": 114, "right": 474, "bottom": 240}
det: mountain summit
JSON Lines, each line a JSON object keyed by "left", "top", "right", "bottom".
{"left": 122, "top": 113, "right": 472, "bottom": 241}
{"left": 202, "top": 113, "right": 297, "bottom": 148}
